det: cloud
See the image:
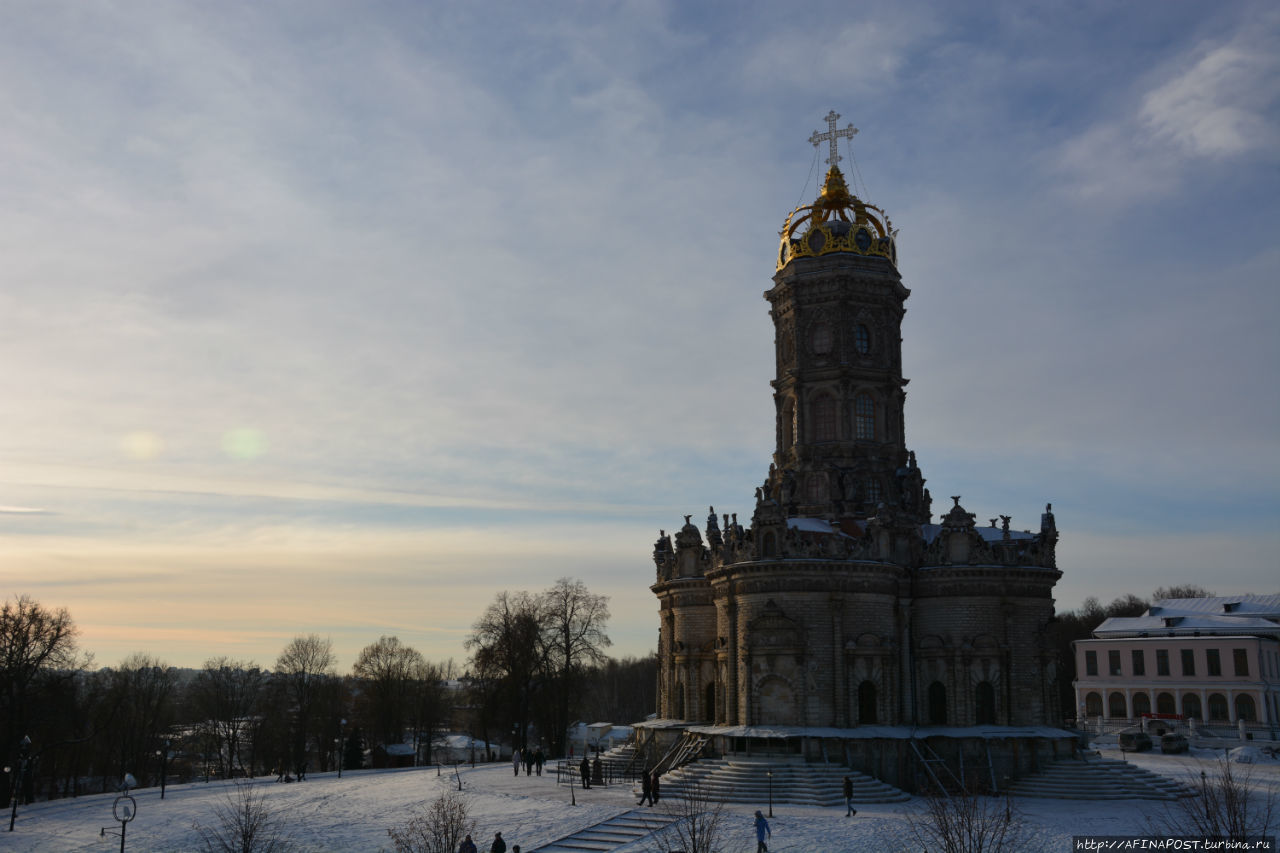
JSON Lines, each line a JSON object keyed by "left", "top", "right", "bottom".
{"left": 1055, "top": 16, "right": 1279, "bottom": 203}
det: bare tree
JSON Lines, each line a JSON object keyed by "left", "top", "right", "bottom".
{"left": 903, "top": 786, "right": 1026, "bottom": 853}
{"left": 274, "top": 635, "right": 336, "bottom": 776}
{"left": 0, "top": 595, "right": 91, "bottom": 803}
{"left": 189, "top": 659, "right": 266, "bottom": 778}
{"left": 193, "top": 782, "right": 293, "bottom": 853}
{"left": 1148, "top": 756, "right": 1277, "bottom": 841}
{"left": 542, "top": 578, "right": 611, "bottom": 757}
{"left": 99, "top": 654, "right": 177, "bottom": 787}
{"left": 466, "top": 591, "right": 546, "bottom": 753}
{"left": 387, "top": 788, "right": 475, "bottom": 853}
{"left": 1151, "top": 585, "right": 1215, "bottom": 601}
{"left": 645, "top": 780, "right": 727, "bottom": 853}
{"left": 353, "top": 636, "right": 424, "bottom": 748}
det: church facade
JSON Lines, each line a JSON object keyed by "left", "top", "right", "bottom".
{"left": 651, "top": 114, "right": 1064, "bottom": 739}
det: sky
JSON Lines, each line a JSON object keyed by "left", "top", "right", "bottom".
{"left": 1, "top": 0, "right": 1277, "bottom": 673}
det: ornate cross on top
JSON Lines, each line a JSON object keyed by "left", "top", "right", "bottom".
{"left": 808, "top": 110, "right": 858, "bottom": 168}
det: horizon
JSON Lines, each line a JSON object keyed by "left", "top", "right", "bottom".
{"left": 2, "top": 1, "right": 1277, "bottom": 671}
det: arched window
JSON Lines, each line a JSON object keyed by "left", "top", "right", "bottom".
{"left": 782, "top": 399, "right": 796, "bottom": 449}
{"left": 975, "top": 681, "right": 996, "bottom": 725}
{"left": 1085, "top": 692, "right": 1103, "bottom": 717}
{"left": 854, "top": 393, "right": 875, "bottom": 440}
{"left": 674, "top": 684, "right": 685, "bottom": 720}
{"left": 858, "top": 681, "right": 877, "bottom": 724}
{"left": 1132, "top": 692, "right": 1151, "bottom": 717}
{"left": 865, "top": 479, "right": 883, "bottom": 504}
{"left": 1156, "top": 692, "right": 1176, "bottom": 715}
{"left": 705, "top": 681, "right": 716, "bottom": 723}
{"left": 1108, "top": 691, "right": 1127, "bottom": 718}
{"left": 811, "top": 394, "right": 836, "bottom": 442}
{"left": 804, "top": 472, "right": 829, "bottom": 504}
{"left": 762, "top": 531, "right": 777, "bottom": 557}
{"left": 1182, "top": 693, "right": 1201, "bottom": 720}
{"left": 854, "top": 324, "right": 870, "bottom": 355}
{"left": 1208, "top": 693, "right": 1229, "bottom": 721}
{"left": 1235, "top": 694, "right": 1256, "bottom": 722}
{"left": 928, "top": 681, "right": 947, "bottom": 724}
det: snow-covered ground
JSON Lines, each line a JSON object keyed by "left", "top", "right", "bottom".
{"left": 5, "top": 747, "right": 1276, "bottom": 852}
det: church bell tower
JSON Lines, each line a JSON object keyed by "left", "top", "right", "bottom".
{"left": 764, "top": 112, "right": 928, "bottom": 522}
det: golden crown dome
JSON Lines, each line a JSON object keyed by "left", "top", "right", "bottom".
{"left": 777, "top": 165, "right": 897, "bottom": 271}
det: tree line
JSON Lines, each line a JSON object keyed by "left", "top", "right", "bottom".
{"left": 0, "top": 577, "right": 656, "bottom": 807}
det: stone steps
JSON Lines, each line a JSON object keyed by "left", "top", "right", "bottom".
{"left": 1006, "top": 758, "right": 1195, "bottom": 801}
{"left": 652, "top": 758, "right": 909, "bottom": 806}
{"left": 531, "top": 809, "right": 679, "bottom": 853}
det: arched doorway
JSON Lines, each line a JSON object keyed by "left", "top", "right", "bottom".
{"left": 1085, "top": 692, "right": 1103, "bottom": 717}
{"left": 1108, "top": 692, "right": 1127, "bottom": 719}
{"left": 674, "top": 684, "right": 685, "bottom": 720}
{"left": 1236, "top": 694, "right": 1256, "bottom": 722}
{"left": 975, "top": 681, "right": 996, "bottom": 725}
{"left": 1208, "top": 693, "right": 1228, "bottom": 721}
{"left": 704, "top": 681, "right": 716, "bottom": 723}
{"left": 1156, "top": 692, "right": 1175, "bottom": 715}
{"left": 1132, "top": 692, "right": 1151, "bottom": 717}
{"left": 858, "top": 681, "right": 877, "bottom": 724}
{"left": 928, "top": 681, "right": 947, "bottom": 724}
{"left": 1182, "top": 693, "right": 1201, "bottom": 720}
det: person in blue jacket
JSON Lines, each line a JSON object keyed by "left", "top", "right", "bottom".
{"left": 754, "top": 810, "right": 771, "bottom": 852}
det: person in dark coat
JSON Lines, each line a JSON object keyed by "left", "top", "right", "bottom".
{"left": 650, "top": 770, "right": 660, "bottom": 804}
{"left": 579, "top": 755, "right": 591, "bottom": 789}
{"left": 534, "top": 748, "right": 544, "bottom": 776}
{"left": 843, "top": 775, "right": 856, "bottom": 816}
{"left": 489, "top": 831, "right": 506, "bottom": 853}
{"left": 638, "top": 768, "right": 653, "bottom": 806}
{"left": 458, "top": 834, "right": 477, "bottom": 853}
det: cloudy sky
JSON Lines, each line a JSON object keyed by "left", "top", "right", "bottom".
{"left": 1, "top": 0, "right": 1276, "bottom": 672}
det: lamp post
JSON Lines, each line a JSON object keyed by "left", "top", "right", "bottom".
{"left": 8, "top": 735, "right": 31, "bottom": 832}
{"left": 767, "top": 769, "right": 773, "bottom": 818}
{"left": 155, "top": 739, "right": 169, "bottom": 800}
{"left": 337, "top": 719, "right": 346, "bottom": 779}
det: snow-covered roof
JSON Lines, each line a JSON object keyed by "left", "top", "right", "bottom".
{"left": 1094, "top": 613, "right": 1280, "bottom": 638}
{"left": 1093, "top": 594, "right": 1280, "bottom": 638}
{"left": 920, "top": 523, "right": 1036, "bottom": 544}
{"left": 433, "top": 734, "right": 495, "bottom": 749}
{"left": 1149, "top": 594, "right": 1280, "bottom": 620}
{"left": 683, "top": 724, "right": 1076, "bottom": 740}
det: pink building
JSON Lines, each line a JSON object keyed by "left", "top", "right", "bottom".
{"left": 1073, "top": 595, "right": 1280, "bottom": 733}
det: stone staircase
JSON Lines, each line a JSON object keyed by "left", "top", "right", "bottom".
{"left": 1006, "top": 758, "right": 1196, "bottom": 800}
{"left": 654, "top": 757, "right": 910, "bottom": 806}
{"left": 530, "top": 808, "right": 680, "bottom": 852}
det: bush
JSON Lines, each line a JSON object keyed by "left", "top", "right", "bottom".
{"left": 903, "top": 785, "right": 1026, "bottom": 853}
{"left": 1149, "top": 756, "right": 1277, "bottom": 841}
{"left": 193, "top": 782, "right": 293, "bottom": 853}
{"left": 387, "top": 788, "right": 476, "bottom": 853}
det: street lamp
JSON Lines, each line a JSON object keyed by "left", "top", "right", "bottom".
{"left": 8, "top": 735, "right": 31, "bottom": 832}
{"left": 337, "top": 719, "right": 347, "bottom": 779}
{"left": 767, "top": 769, "right": 773, "bottom": 818}
{"left": 155, "top": 739, "right": 170, "bottom": 800}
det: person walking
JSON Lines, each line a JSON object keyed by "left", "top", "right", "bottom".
{"left": 579, "top": 755, "right": 591, "bottom": 789}
{"left": 512, "top": 749, "right": 521, "bottom": 777}
{"left": 637, "top": 768, "right": 653, "bottom": 806}
{"left": 843, "top": 775, "right": 856, "bottom": 816}
{"left": 458, "top": 834, "right": 477, "bottom": 853}
{"left": 754, "top": 810, "right": 771, "bottom": 853}
{"left": 489, "top": 830, "right": 506, "bottom": 853}
{"left": 534, "top": 748, "right": 544, "bottom": 776}
{"left": 650, "top": 770, "right": 660, "bottom": 804}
